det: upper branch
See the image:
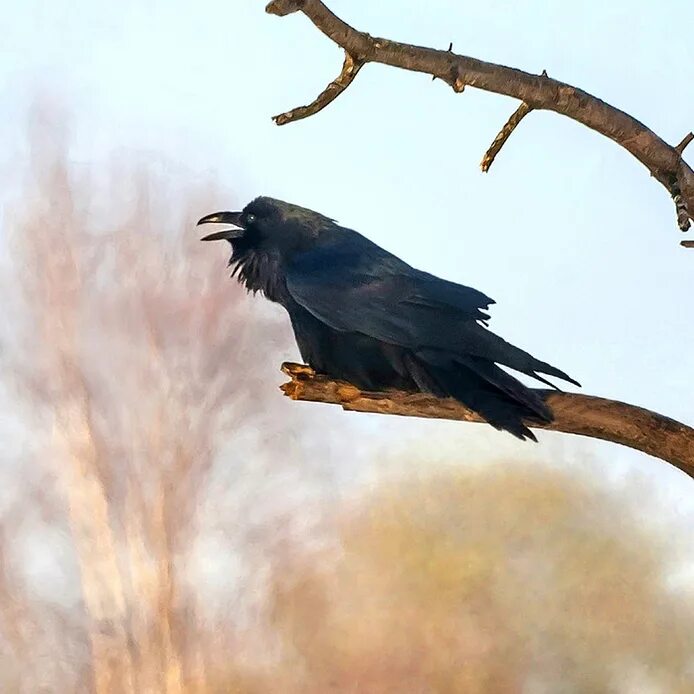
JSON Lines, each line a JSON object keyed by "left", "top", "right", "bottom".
{"left": 266, "top": 0, "right": 694, "bottom": 239}
{"left": 281, "top": 363, "right": 694, "bottom": 480}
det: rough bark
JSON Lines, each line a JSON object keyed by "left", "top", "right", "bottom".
{"left": 266, "top": 0, "right": 694, "bottom": 242}
{"left": 281, "top": 363, "right": 694, "bottom": 480}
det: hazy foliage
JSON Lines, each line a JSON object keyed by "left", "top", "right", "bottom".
{"left": 267, "top": 466, "right": 694, "bottom": 692}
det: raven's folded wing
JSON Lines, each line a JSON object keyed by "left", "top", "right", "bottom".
{"left": 285, "top": 241, "right": 495, "bottom": 350}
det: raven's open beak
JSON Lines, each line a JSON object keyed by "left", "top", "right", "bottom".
{"left": 197, "top": 211, "right": 245, "bottom": 241}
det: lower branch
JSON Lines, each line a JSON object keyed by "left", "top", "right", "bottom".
{"left": 280, "top": 363, "right": 694, "bottom": 479}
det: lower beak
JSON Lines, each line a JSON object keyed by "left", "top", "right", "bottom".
{"left": 197, "top": 211, "right": 245, "bottom": 241}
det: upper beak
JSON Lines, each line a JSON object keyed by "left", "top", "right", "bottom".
{"left": 197, "top": 211, "right": 245, "bottom": 241}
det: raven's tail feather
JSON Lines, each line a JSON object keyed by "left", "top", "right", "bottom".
{"left": 455, "top": 355, "right": 552, "bottom": 422}
{"left": 525, "top": 359, "right": 581, "bottom": 388}
{"left": 470, "top": 326, "right": 581, "bottom": 388}
{"left": 404, "top": 350, "right": 551, "bottom": 441}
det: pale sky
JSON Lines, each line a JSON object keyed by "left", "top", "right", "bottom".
{"left": 1, "top": 2, "right": 693, "bottom": 503}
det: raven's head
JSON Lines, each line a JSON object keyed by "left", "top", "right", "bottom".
{"left": 198, "top": 196, "right": 335, "bottom": 300}
{"left": 198, "top": 196, "right": 334, "bottom": 252}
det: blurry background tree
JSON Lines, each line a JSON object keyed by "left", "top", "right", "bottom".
{"left": 268, "top": 466, "right": 694, "bottom": 692}
{"left": 0, "top": 109, "right": 342, "bottom": 692}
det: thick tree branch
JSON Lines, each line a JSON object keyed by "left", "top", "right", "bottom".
{"left": 281, "top": 363, "right": 694, "bottom": 480}
{"left": 266, "top": 0, "right": 694, "bottom": 240}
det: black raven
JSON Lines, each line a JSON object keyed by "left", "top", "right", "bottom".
{"left": 198, "top": 196, "right": 579, "bottom": 440}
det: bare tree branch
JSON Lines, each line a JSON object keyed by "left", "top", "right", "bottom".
{"left": 272, "top": 51, "right": 364, "bottom": 125}
{"left": 480, "top": 70, "right": 551, "bottom": 173}
{"left": 481, "top": 101, "right": 534, "bottom": 173}
{"left": 265, "top": 0, "right": 694, "bottom": 241}
{"left": 676, "top": 132, "right": 694, "bottom": 154}
{"left": 280, "top": 363, "right": 694, "bottom": 480}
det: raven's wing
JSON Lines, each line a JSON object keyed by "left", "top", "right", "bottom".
{"left": 286, "top": 233, "right": 495, "bottom": 340}
{"left": 285, "top": 232, "right": 579, "bottom": 387}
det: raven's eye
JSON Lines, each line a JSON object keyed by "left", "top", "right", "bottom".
{"left": 245, "top": 213, "right": 257, "bottom": 225}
